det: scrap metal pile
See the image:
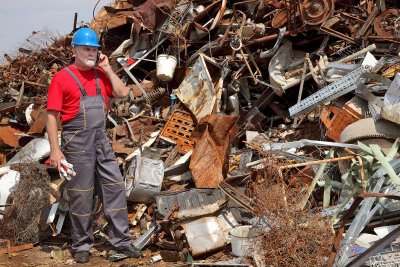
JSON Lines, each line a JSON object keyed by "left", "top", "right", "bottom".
{"left": 1, "top": 0, "right": 400, "bottom": 266}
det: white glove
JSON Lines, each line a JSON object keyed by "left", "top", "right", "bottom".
{"left": 59, "top": 159, "right": 76, "bottom": 180}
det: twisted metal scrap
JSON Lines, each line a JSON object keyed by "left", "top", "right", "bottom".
{"left": 0, "top": 30, "right": 73, "bottom": 101}
{"left": 300, "top": 0, "right": 334, "bottom": 26}
{"left": 247, "top": 153, "right": 333, "bottom": 267}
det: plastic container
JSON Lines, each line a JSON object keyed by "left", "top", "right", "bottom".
{"left": 156, "top": 54, "right": 177, "bottom": 81}
{"left": 229, "top": 225, "right": 258, "bottom": 257}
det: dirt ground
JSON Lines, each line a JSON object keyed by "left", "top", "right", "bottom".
{"left": 0, "top": 241, "right": 241, "bottom": 267}
{"left": 0, "top": 245, "right": 168, "bottom": 267}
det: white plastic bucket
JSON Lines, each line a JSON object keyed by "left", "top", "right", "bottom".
{"left": 229, "top": 225, "right": 258, "bottom": 257}
{"left": 156, "top": 54, "right": 177, "bottom": 81}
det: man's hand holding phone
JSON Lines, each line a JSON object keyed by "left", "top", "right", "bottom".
{"left": 97, "top": 51, "right": 112, "bottom": 72}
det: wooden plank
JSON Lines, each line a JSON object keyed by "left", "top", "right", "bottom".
{"left": 0, "top": 242, "right": 33, "bottom": 255}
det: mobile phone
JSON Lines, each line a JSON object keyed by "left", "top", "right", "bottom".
{"left": 96, "top": 51, "right": 100, "bottom": 65}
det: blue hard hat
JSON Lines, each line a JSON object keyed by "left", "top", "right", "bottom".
{"left": 72, "top": 28, "right": 100, "bottom": 47}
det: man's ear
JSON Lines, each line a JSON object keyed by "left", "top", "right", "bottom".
{"left": 71, "top": 46, "right": 77, "bottom": 57}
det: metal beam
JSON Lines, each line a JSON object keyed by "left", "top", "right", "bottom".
{"left": 347, "top": 225, "right": 400, "bottom": 267}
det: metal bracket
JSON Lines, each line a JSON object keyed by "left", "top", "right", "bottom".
{"left": 289, "top": 53, "right": 378, "bottom": 118}
{"left": 289, "top": 67, "right": 365, "bottom": 118}
{"left": 260, "top": 27, "right": 287, "bottom": 59}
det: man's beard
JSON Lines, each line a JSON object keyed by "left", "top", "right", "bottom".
{"left": 83, "top": 58, "right": 96, "bottom": 68}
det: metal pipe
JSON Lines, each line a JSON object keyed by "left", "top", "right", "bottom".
{"left": 245, "top": 31, "right": 290, "bottom": 46}
{"left": 278, "top": 155, "right": 355, "bottom": 169}
{"left": 336, "top": 44, "right": 377, "bottom": 63}
{"left": 73, "top": 13, "right": 78, "bottom": 32}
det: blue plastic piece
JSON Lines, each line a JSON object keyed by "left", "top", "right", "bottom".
{"left": 170, "top": 93, "right": 177, "bottom": 112}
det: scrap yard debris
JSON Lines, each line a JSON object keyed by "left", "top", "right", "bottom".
{"left": 1, "top": 0, "right": 400, "bottom": 266}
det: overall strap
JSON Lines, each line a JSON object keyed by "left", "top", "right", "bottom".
{"left": 64, "top": 67, "right": 87, "bottom": 96}
{"left": 93, "top": 69, "right": 101, "bottom": 95}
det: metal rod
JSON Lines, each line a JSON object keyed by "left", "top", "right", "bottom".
{"left": 278, "top": 155, "right": 355, "bottom": 170}
{"left": 73, "top": 13, "right": 78, "bottom": 32}
{"left": 292, "top": 54, "right": 308, "bottom": 125}
{"left": 355, "top": 6, "right": 378, "bottom": 39}
{"left": 246, "top": 31, "right": 290, "bottom": 46}
{"left": 239, "top": 48, "right": 257, "bottom": 83}
{"left": 24, "top": 81, "right": 47, "bottom": 88}
{"left": 336, "top": 43, "right": 377, "bottom": 63}
{"left": 122, "top": 117, "right": 137, "bottom": 142}
{"left": 299, "top": 149, "right": 335, "bottom": 210}
{"left": 305, "top": 56, "right": 322, "bottom": 88}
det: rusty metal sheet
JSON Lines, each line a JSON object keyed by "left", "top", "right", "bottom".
{"left": 320, "top": 97, "right": 367, "bottom": 142}
{"left": 0, "top": 126, "right": 21, "bottom": 148}
{"left": 374, "top": 8, "right": 400, "bottom": 38}
{"left": 272, "top": 9, "right": 288, "bottom": 28}
{"left": 113, "top": 118, "right": 155, "bottom": 138}
{"left": 0, "top": 153, "right": 5, "bottom": 166}
{"left": 175, "top": 54, "right": 222, "bottom": 121}
{"left": 130, "top": 0, "right": 175, "bottom": 32}
{"left": 190, "top": 114, "right": 239, "bottom": 188}
{"left": 89, "top": 0, "right": 138, "bottom": 34}
{"left": 90, "top": 7, "right": 131, "bottom": 34}
{"left": 112, "top": 141, "right": 135, "bottom": 155}
{"left": 27, "top": 109, "right": 47, "bottom": 134}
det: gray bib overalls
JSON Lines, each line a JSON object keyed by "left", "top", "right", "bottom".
{"left": 62, "top": 67, "right": 131, "bottom": 252}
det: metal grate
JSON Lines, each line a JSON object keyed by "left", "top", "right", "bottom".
{"left": 160, "top": 109, "right": 195, "bottom": 153}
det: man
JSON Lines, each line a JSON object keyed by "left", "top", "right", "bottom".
{"left": 46, "top": 28, "right": 141, "bottom": 263}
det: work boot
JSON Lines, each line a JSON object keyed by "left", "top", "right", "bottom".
{"left": 115, "top": 244, "right": 142, "bottom": 258}
{"left": 74, "top": 251, "right": 90, "bottom": 263}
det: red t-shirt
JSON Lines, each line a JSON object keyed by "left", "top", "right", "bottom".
{"left": 47, "top": 65, "right": 113, "bottom": 122}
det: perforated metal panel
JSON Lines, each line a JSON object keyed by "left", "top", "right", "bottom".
{"left": 289, "top": 67, "right": 365, "bottom": 118}
{"left": 160, "top": 109, "right": 195, "bottom": 153}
